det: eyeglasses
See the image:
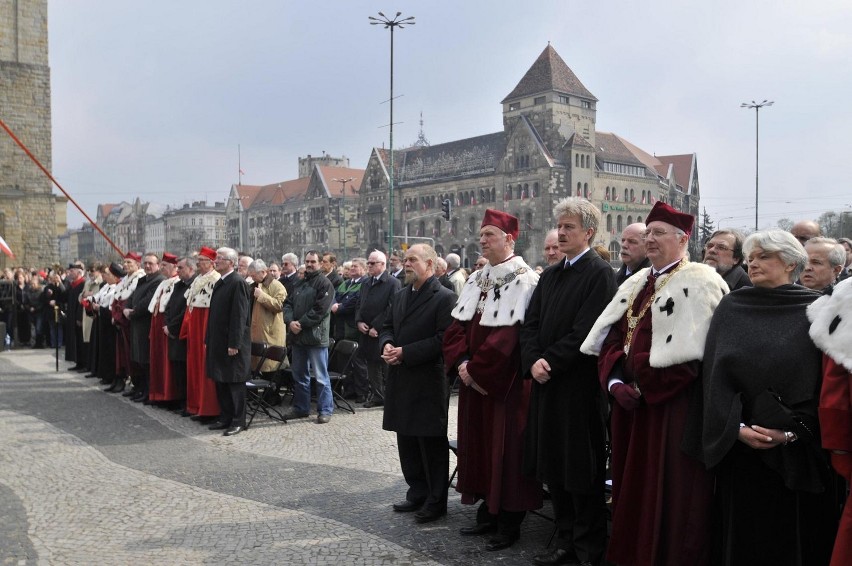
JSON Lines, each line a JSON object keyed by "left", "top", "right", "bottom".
{"left": 794, "top": 235, "right": 812, "bottom": 244}
{"left": 704, "top": 243, "right": 733, "bottom": 252}
{"left": 366, "top": 261, "right": 382, "bottom": 265}
{"left": 643, "top": 229, "right": 677, "bottom": 239}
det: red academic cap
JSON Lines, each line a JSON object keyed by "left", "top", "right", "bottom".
{"left": 645, "top": 201, "right": 694, "bottom": 237}
{"left": 198, "top": 246, "right": 217, "bottom": 260}
{"left": 481, "top": 209, "right": 519, "bottom": 240}
{"left": 162, "top": 252, "right": 178, "bottom": 265}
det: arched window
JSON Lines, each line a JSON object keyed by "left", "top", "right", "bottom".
{"left": 583, "top": 183, "right": 589, "bottom": 198}
{"left": 585, "top": 154, "right": 590, "bottom": 168}
{"left": 624, "top": 188, "right": 629, "bottom": 202}
{"left": 532, "top": 182, "right": 539, "bottom": 197}
{"left": 505, "top": 185, "right": 513, "bottom": 201}
{"left": 523, "top": 183, "right": 529, "bottom": 199}
{"left": 433, "top": 219, "right": 441, "bottom": 238}
{"left": 630, "top": 189, "right": 635, "bottom": 202}
{"left": 605, "top": 186, "right": 610, "bottom": 200}
{"left": 577, "top": 182, "right": 582, "bottom": 196}
{"left": 468, "top": 216, "right": 476, "bottom": 235}
{"left": 606, "top": 214, "right": 613, "bottom": 232}
{"left": 617, "top": 215, "right": 623, "bottom": 233}
{"left": 627, "top": 215, "right": 633, "bottom": 224}
{"left": 637, "top": 216, "right": 643, "bottom": 223}
{"left": 575, "top": 154, "right": 580, "bottom": 167}
{"left": 525, "top": 212, "right": 533, "bottom": 230}
{"left": 490, "top": 187, "right": 496, "bottom": 202}
{"left": 516, "top": 185, "right": 523, "bottom": 199}
{"left": 451, "top": 218, "right": 458, "bottom": 236}
{"left": 641, "top": 190, "right": 646, "bottom": 204}
{"left": 418, "top": 221, "right": 425, "bottom": 237}
{"left": 608, "top": 240, "right": 620, "bottom": 260}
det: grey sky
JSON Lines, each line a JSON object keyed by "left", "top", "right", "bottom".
{"left": 48, "top": 0, "right": 852, "bottom": 232}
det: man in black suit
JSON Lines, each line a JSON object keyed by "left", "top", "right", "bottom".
{"left": 124, "top": 253, "right": 164, "bottom": 402}
{"left": 355, "top": 250, "right": 401, "bottom": 407}
{"left": 206, "top": 247, "right": 251, "bottom": 437}
{"left": 380, "top": 244, "right": 456, "bottom": 524}
{"left": 164, "top": 256, "right": 196, "bottom": 412}
{"left": 521, "top": 197, "right": 617, "bottom": 566}
{"left": 388, "top": 252, "right": 405, "bottom": 281}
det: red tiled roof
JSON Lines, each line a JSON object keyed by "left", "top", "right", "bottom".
{"left": 234, "top": 177, "right": 311, "bottom": 210}
{"left": 315, "top": 166, "right": 365, "bottom": 197}
{"left": 98, "top": 203, "right": 117, "bottom": 218}
{"left": 502, "top": 44, "right": 597, "bottom": 103}
{"left": 655, "top": 154, "right": 695, "bottom": 192}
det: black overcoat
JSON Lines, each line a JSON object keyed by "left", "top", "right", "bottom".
{"left": 520, "top": 250, "right": 617, "bottom": 491}
{"left": 165, "top": 277, "right": 193, "bottom": 362}
{"left": 127, "top": 273, "right": 164, "bottom": 364}
{"left": 205, "top": 272, "right": 251, "bottom": 383}
{"left": 379, "top": 276, "right": 456, "bottom": 437}
{"left": 355, "top": 272, "right": 401, "bottom": 361}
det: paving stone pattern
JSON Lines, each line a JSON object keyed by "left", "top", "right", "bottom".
{"left": 0, "top": 350, "right": 556, "bottom": 565}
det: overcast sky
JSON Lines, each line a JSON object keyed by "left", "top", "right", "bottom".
{"left": 48, "top": 0, "right": 852, "bottom": 232}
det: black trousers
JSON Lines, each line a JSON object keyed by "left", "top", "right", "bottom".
{"left": 366, "top": 357, "right": 388, "bottom": 400}
{"left": 549, "top": 479, "right": 607, "bottom": 565}
{"left": 397, "top": 433, "right": 449, "bottom": 512}
{"left": 170, "top": 359, "right": 187, "bottom": 402}
{"left": 215, "top": 381, "right": 246, "bottom": 427}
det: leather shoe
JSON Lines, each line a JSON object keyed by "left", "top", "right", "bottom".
{"left": 84, "top": 373, "right": 97, "bottom": 378}
{"left": 459, "top": 522, "right": 498, "bottom": 536}
{"left": 282, "top": 409, "right": 309, "bottom": 420}
{"left": 223, "top": 426, "right": 243, "bottom": 436}
{"left": 121, "top": 389, "right": 137, "bottom": 397}
{"left": 317, "top": 414, "right": 331, "bottom": 424}
{"left": 485, "top": 532, "right": 519, "bottom": 551}
{"left": 392, "top": 499, "right": 424, "bottom": 513}
{"left": 363, "top": 399, "right": 384, "bottom": 408}
{"left": 414, "top": 507, "right": 446, "bottom": 524}
{"left": 208, "top": 422, "right": 230, "bottom": 431}
{"left": 532, "top": 548, "right": 576, "bottom": 566}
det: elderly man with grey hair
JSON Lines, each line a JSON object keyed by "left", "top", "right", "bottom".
{"left": 522, "top": 197, "right": 617, "bottom": 566}
{"left": 238, "top": 254, "right": 254, "bottom": 284}
{"left": 444, "top": 253, "right": 467, "bottom": 295}
{"left": 801, "top": 237, "right": 845, "bottom": 294}
{"left": 248, "top": 259, "right": 287, "bottom": 374}
{"left": 279, "top": 252, "right": 299, "bottom": 297}
{"left": 839, "top": 237, "right": 852, "bottom": 281}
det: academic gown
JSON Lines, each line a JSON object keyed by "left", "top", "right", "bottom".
{"left": 181, "top": 307, "right": 220, "bottom": 416}
{"left": 147, "top": 310, "right": 173, "bottom": 401}
{"left": 598, "top": 273, "right": 713, "bottom": 566}
{"left": 444, "top": 314, "right": 541, "bottom": 514}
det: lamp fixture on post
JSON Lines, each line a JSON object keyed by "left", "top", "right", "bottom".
{"left": 740, "top": 100, "right": 773, "bottom": 231}
{"left": 369, "top": 11, "right": 415, "bottom": 255}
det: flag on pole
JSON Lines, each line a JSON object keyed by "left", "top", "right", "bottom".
{"left": 0, "top": 234, "right": 14, "bottom": 259}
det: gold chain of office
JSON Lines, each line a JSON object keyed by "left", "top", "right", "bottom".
{"left": 623, "top": 258, "right": 687, "bottom": 355}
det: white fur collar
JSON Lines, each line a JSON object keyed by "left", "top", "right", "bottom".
{"left": 186, "top": 270, "right": 221, "bottom": 310}
{"left": 808, "top": 277, "right": 852, "bottom": 371}
{"left": 451, "top": 255, "right": 539, "bottom": 326}
{"left": 580, "top": 262, "right": 728, "bottom": 367}
{"left": 148, "top": 275, "right": 179, "bottom": 314}
{"left": 115, "top": 269, "right": 145, "bottom": 301}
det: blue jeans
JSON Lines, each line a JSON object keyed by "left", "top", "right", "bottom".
{"left": 290, "top": 345, "right": 333, "bottom": 416}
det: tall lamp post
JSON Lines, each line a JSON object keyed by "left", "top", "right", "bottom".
{"left": 332, "top": 177, "right": 354, "bottom": 259}
{"left": 741, "top": 100, "right": 773, "bottom": 231}
{"left": 370, "top": 11, "right": 415, "bottom": 254}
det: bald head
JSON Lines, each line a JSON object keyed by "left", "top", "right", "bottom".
{"left": 543, "top": 229, "right": 565, "bottom": 266}
{"left": 791, "top": 221, "right": 820, "bottom": 245}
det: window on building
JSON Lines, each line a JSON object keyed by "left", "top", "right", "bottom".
{"left": 509, "top": 102, "right": 520, "bottom": 111}
{"left": 627, "top": 215, "right": 633, "bottom": 224}
{"left": 605, "top": 186, "right": 611, "bottom": 200}
{"left": 582, "top": 100, "right": 592, "bottom": 109}
{"left": 630, "top": 188, "right": 635, "bottom": 202}
{"left": 575, "top": 154, "right": 580, "bottom": 167}
{"left": 617, "top": 215, "right": 623, "bottom": 233}
{"left": 607, "top": 214, "right": 613, "bottom": 232}
{"left": 583, "top": 183, "right": 589, "bottom": 199}
{"left": 559, "top": 95, "right": 569, "bottom": 104}
{"left": 532, "top": 182, "right": 539, "bottom": 198}
{"left": 534, "top": 96, "right": 546, "bottom": 105}
{"left": 608, "top": 240, "right": 620, "bottom": 260}
{"left": 505, "top": 185, "right": 513, "bottom": 201}
{"left": 577, "top": 182, "right": 582, "bottom": 196}
{"left": 624, "top": 188, "right": 629, "bottom": 202}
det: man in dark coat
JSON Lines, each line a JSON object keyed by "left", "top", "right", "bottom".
{"left": 380, "top": 244, "right": 456, "bottom": 525}
{"left": 443, "top": 209, "right": 542, "bottom": 552}
{"left": 64, "top": 262, "right": 86, "bottom": 369}
{"left": 614, "top": 223, "right": 650, "bottom": 286}
{"left": 355, "top": 250, "right": 401, "bottom": 407}
{"left": 520, "top": 197, "right": 617, "bottom": 566}
{"left": 124, "top": 253, "right": 164, "bottom": 403}
{"left": 279, "top": 252, "right": 300, "bottom": 298}
{"left": 164, "top": 256, "right": 195, "bottom": 410}
{"left": 703, "top": 229, "right": 752, "bottom": 291}
{"left": 205, "top": 247, "right": 251, "bottom": 436}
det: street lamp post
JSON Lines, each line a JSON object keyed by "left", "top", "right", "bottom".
{"left": 741, "top": 100, "right": 773, "bottom": 231}
{"left": 332, "top": 177, "right": 354, "bottom": 259}
{"left": 370, "top": 11, "right": 415, "bottom": 254}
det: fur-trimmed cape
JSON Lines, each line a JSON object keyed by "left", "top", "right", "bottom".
{"left": 580, "top": 262, "right": 728, "bottom": 368}
{"left": 451, "top": 255, "right": 539, "bottom": 326}
{"left": 808, "top": 277, "right": 852, "bottom": 372}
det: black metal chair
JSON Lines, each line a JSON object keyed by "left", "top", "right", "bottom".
{"left": 327, "top": 339, "right": 359, "bottom": 414}
{"left": 245, "top": 343, "right": 289, "bottom": 429}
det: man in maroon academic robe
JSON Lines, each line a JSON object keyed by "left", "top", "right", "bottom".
{"left": 443, "top": 209, "right": 541, "bottom": 552}
{"left": 147, "top": 252, "right": 179, "bottom": 403}
{"left": 581, "top": 201, "right": 726, "bottom": 566}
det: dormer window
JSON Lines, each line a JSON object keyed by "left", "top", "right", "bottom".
{"left": 509, "top": 102, "right": 520, "bottom": 111}
{"left": 534, "top": 96, "right": 546, "bottom": 105}
{"left": 581, "top": 100, "right": 592, "bottom": 109}
{"left": 559, "top": 95, "right": 570, "bottom": 104}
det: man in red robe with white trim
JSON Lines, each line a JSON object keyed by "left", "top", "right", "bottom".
{"left": 147, "top": 252, "right": 179, "bottom": 403}
{"left": 180, "top": 246, "right": 221, "bottom": 419}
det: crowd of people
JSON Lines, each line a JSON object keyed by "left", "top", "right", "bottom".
{"left": 1, "top": 200, "right": 850, "bottom": 566}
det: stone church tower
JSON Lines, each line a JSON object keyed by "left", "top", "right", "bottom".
{"left": 0, "top": 0, "right": 61, "bottom": 267}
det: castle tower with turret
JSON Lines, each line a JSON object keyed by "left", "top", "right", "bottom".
{"left": 0, "top": 0, "right": 62, "bottom": 267}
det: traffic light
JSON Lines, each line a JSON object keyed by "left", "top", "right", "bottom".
{"left": 441, "top": 198, "right": 452, "bottom": 221}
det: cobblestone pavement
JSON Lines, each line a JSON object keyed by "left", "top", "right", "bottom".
{"left": 0, "top": 350, "right": 555, "bottom": 565}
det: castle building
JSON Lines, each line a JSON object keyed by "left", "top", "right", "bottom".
{"left": 0, "top": 0, "right": 65, "bottom": 267}
{"left": 358, "top": 44, "right": 699, "bottom": 267}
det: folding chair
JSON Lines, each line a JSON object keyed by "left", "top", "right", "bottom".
{"left": 448, "top": 439, "right": 459, "bottom": 488}
{"left": 327, "top": 339, "right": 359, "bottom": 414}
{"left": 245, "top": 342, "right": 289, "bottom": 429}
